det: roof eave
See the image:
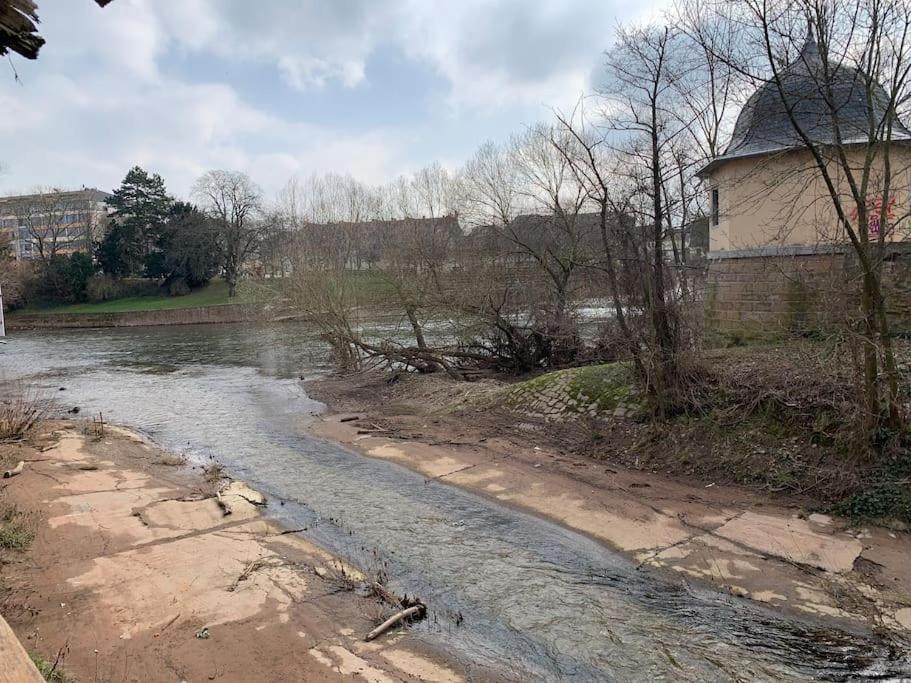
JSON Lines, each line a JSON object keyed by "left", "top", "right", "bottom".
{"left": 697, "top": 135, "right": 911, "bottom": 178}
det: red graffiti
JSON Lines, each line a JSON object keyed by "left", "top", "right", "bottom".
{"left": 850, "top": 195, "right": 896, "bottom": 235}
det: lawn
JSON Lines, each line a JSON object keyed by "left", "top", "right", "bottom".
{"left": 12, "top": 271, "right": 399, "bottom": 317}
{"left": 14, "top": 280, "right": 243, "bottom": 315}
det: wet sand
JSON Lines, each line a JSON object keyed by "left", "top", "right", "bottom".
{"left": 0, "top": 423, "right": 464, "bottom": 683}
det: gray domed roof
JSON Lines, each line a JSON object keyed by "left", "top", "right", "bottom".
{"left": 701, "top": 35, "right": 911, "bottom": 174}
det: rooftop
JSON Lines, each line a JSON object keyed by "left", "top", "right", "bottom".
{"left": 701, "top": 30, "right": 911, "bottom": 175}
{"left": 0, "top": 188, "right": 111, "bottom": 207}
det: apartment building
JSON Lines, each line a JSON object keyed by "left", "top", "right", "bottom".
{"left": 0, "top": 188, "right": 111, "bottom": 261}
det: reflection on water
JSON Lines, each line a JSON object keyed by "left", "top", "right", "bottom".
{"left": 2, "top": 323, "right": 910, "bottom": 682}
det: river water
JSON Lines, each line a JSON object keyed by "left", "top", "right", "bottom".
{"left": 2, "top": 323, "right": 910, "bottom": 682}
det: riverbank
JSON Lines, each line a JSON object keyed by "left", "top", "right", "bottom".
{"left": 5, "top": 302, "right": 265, "bottom": 330}
{"left": 0, "top": 421, "right": 464, "bottom": 682}
{"left": 308, "top": 370, "right": 911, "bottom": 641}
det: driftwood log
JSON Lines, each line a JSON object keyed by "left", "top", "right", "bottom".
{"left": 3, "top": 461, "right": 24, "bottom": 479}
{"left": 365, "top": 605, "right": 424, "bottom": 642}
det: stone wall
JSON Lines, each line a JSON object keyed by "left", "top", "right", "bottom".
{"left": 705, "top": 245, "right": 911, "bottom": 338}
{"left": 6, "top": 302, "right": 264, "bottom": 330}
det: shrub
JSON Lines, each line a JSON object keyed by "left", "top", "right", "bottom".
{"left": 0, "top": 387, "right": 49, "bottom": 441}
{"left": 166, "top": 276, "right": 190, "bottom": 296}
{"left": 834, "top": 484, "right": 911, "bottom": 525}
{"left": 85, "top": 274, "right": 160, "bottom": 302}
{"left": 34, "top": 252, "right": 95, "bottom": 303}
{"left": 0, "top": 259, "right": 35, "bottom": 311}
{"left": 0, "top": 504, "right": 35, "bottom": 550}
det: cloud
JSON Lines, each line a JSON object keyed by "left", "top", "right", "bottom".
{"left": 278, "top": 56, "right": 365, "bottom": 90}
{"left": 0, "top": 0, "right": 668, "bottom": 199}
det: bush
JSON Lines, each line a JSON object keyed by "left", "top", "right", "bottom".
{"left": 34, "top": 252, "right": 95, "bottom": 303}
{"left": 0, "top": 259, "right": 35, "bottom": 311}
{"left": 85, "top": 275, "right": 160, "bottom": 302}
{"left": 0, "top": 387, "right": 49, "bottom": 441}
{"left": 834, "top": 484, "right": 911, "bottom": 525}
{"left": 166, "top": 276, "right": 191, "bottom": 297}
{"left": 0, "top": 504, "right": 35, "bottom": 550}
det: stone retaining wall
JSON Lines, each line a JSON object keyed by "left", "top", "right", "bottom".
{"left": 705, "top": 244, "right": 911, "bottom": 338}
{"left": 6, "top": 302, "right": 263, "bottom": 330}
{"left": 502, "top": 364, "right": 643, "bottom": 422}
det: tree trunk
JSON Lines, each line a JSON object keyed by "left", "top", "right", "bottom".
{"left": 405, "top": 306, "right": 427, "bottom": 350}
{"left": 226, "top": 267, "right": 238, "bottom": 298}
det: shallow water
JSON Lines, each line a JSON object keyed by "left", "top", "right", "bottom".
{"left": 2, "top": 323, "right": 910, "bottom": 681}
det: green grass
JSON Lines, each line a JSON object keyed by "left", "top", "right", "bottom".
{"left": 503, "top": 362, "right": 642, "bottom": 416}
{"left": 0, "top": 503, "right": 35, "bottom": 550}
{"left": 14, "top": 280, "right": 246, "bottom": 315}
{"left": 29, "top": 652, "right": 71, "bottom": 682}
{"left": 12, "top": 271, "right": 400, "bottom": 317}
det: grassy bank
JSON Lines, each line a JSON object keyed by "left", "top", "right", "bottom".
{"left": 12, "top": 280, "right": 241, "bottom": 315}
{"left": 10, "top": 271, "right": 400, "bottom": 318}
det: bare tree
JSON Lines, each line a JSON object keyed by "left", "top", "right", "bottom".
{"left": 193, "top": 171, "right": 264, "bottom": 297}
{"left": 14, "top": 188, "right": 89, "bottom": 262}
{"left": 597, "top": 24, "right": 695, "bottom": 415}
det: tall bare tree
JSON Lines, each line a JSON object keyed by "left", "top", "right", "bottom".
{"left": 14, "top": 188, "right": 89, "bottom": 262}
{"left": 193, "top": 171, "right": 264, "bottom": 297}
{"left": 598, "top": 24, "right": 695, "bottom": 414}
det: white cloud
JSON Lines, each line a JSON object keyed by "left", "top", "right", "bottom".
{"left": 278, "top": 56, "right": 365, "bottom": 90}
{"left": 0, "top": 0, "right": 669, "bottom": 199}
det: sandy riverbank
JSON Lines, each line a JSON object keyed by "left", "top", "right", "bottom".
{"left": 0, "top": 422, "right": 464, "bottom": 683}
{"left": 308, "top": 372, "right": 911, "bottom": 640}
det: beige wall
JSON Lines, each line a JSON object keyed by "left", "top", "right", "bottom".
{"left": 705, "top": 146, "right": 911, "bottom": 252}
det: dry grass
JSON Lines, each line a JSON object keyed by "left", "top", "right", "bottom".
{"left": 319, "top": 558, "right": 359, "bottom": 592}
{"left": 0, "top": 502, "right": 35, "bottom": 551}
{"left": 202, "top": 461, "right": 225, "bottom": 485}
{"left": 0, "top": 386, "right": 50, "bottom": 442}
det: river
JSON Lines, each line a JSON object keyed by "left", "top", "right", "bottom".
{"left": 2, "top": 322, "right": 910, "bottom": 682}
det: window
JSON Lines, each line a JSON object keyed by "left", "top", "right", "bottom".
{"left": 710, "top": 188, "right": 720, "bottom": 227}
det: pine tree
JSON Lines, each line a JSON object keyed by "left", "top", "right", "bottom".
{"left": 101, "top": 166, "right": 172, "bottom": 276}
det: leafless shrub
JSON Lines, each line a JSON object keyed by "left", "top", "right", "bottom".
{"left": 0, "top": 385, "right": 50, "bottom": 442}
{"left": 202, "top": 460, "right": 225, "bottom": 486}
{"left": 319, "top": 558, "right": 360, "bottom": 593}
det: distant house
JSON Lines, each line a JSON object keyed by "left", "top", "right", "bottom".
{"left": 0, "top": 188, "right": 111, "bottom": 261}
{"left": 268, "top": 214, "right": 463, "bottom": 275}
{"left": 470, "top": 212, "right": 705, "bottom": 266}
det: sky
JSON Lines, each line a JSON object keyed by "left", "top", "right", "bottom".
{"left": 0, "top": 0, "right": 664, "bottom": 201}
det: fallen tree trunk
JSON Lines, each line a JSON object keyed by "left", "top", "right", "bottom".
{"left": 364, "top": 605, "right": 424, "bottom": 642}
{"left": 3, "top": 461, "right": 24, "bottom": 479}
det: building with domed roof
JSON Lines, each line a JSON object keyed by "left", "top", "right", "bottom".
{"left": 701, "top": 31, "right": 911, "bottom": 335}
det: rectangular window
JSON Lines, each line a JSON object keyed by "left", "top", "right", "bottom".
{"left": 710, "top": 188, "right": 720, "bottom": 227}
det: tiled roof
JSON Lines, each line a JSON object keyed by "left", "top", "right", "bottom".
{"left": 701, "top": 34, "right": 911, "bottom": 175}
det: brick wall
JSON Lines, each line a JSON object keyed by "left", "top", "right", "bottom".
{"left": 705, "top": 246, "right": 911, "bottom": 338}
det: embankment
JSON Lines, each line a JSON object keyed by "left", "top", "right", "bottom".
{"left": 6, "top": 302, "right": 265, "bottom": 329}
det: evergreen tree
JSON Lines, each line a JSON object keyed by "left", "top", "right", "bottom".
{"left": 155, "top": 202, "right": 222, "bottom": 293}
{"left": 100, "top": 166, "right": 172, "bottom": 276}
